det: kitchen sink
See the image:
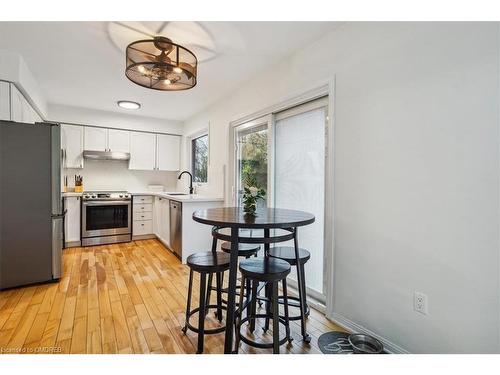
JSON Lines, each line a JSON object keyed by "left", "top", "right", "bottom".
{"left": 168, "top": 193, "right": 189, "bottom": 196}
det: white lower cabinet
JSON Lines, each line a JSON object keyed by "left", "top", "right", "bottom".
{"left": 134, "top": 203, "right": 153, "bottom": 213}
{"left": 133, "top": 220, "right": 153, "bottom": 236}
{"left": 160, "top": 197, "right": 170, "bottom": 246}
{"left": 64, "top": 196, "right": 81, "bottom": 247}
{"left": 133, "top": 195, "right": 153, "bottom": 238}
{"left": 135, "top": 211, "right": 152, "bottom": 221}
{"left": 153, "top": 196, "right": 170, "bottom": 247}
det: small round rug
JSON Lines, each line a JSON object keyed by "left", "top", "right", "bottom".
{"left": 317, "top": 331, "right": 354, "bottom": 354}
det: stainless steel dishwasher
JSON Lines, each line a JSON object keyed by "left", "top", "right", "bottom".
{"left": 169, "top": 200, "right": 182, "bottom": 259}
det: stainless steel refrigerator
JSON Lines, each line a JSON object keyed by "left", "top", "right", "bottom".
{"left": 0, "top": 120, "right": 63, "bottom": 289}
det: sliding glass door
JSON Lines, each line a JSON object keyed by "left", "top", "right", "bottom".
{"left": 233, "top": 97, "right": 329, "bottom": 300}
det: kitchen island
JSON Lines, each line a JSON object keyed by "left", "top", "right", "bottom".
{"left": 62, "top": 191, "right": 223, "bottom": 263}
{"left": 131, "top": 192, "right": 224, "bottom": 263}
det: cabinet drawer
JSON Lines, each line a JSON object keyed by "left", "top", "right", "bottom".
{"left": 134, "top": 196, "right": 153, "bottom": 204}
{"left": 133, "top": 220, "right": 153, "bottom": 235}
{"left": 133, "top": 203, "right": 152, "bottom": 213}
{"left": 134, "top": 211, "right": 152, "bottom": 221}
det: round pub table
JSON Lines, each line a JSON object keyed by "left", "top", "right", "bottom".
{"left": 192, "top": 207, "right": 315, "bottom": 354}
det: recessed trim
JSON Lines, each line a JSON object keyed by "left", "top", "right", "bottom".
{"left": 117, "top": 100, "right": 141, "bottom": 110}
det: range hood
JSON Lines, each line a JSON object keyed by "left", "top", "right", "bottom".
{"left": 83, "top": 150, "right": 130, "bottom": 161}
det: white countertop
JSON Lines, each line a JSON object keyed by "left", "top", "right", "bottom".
{"left": 131, "top": 191, "right": 224, "bottom": 203}
{"left": 62, "top": 192, "right": 83, "bottom": 197}
{"left": 62, "top": 191, "right": 224, "bottom": 203}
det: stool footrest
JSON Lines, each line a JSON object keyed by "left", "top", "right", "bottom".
{"left": 184, "top": 304, "right": 227, "bottom": 335}
{"left": 277, "top": 295, "right": 310, "bottom": 320}
{"left": 238, "top": 314, "right": 291, "bottom": 349}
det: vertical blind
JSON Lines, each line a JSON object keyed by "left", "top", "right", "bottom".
{"left": 274, "top": 97, "right": 328, "bottom": 295}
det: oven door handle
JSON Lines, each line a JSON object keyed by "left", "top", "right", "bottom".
{"left": 83, "top": 200, "right": 131, "bottom": 206}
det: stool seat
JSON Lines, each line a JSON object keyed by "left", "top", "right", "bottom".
{"left": 239, "top": 257, "right": 290, "bottom": 281}
{"left": 268, "top": 246, "right": 310, "bottom": 265}
{"left": 187, "top": 251, "right": 230, "bottom": 273}
{"left": 221, "top": 241, "right": 260, "bottom": 257}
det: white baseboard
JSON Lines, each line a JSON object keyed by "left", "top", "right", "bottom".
{"left": 64, "top": 241, "right": 81, "bottom": 248}
{"left": 328, "top": 312, "right": 410, "bottom": 354}
{"left": 132, "top": 234, "right": 156, "bottom": 241}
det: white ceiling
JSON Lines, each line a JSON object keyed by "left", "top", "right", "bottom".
{"left": 0, "top": 22, "right": 338, "bottom": 121}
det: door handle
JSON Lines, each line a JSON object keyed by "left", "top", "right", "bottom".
{"left": 52, "top": 209, "right": 67, "bottom": 219}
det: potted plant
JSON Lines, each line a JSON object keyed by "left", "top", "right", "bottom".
{"left": 242, "top": 176, "right": 266, "bottom": 216}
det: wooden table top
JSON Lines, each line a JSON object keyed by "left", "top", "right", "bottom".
{"left": 192, "top": 207, "right": 315, "bottom": 229}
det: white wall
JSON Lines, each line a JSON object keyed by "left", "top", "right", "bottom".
{"left": 182, "top": 22, "right": 500, "bottom": 353}
{"left": 65, "top": 160, "right": 177, "bottom": 192}
{"left": 0, "top": 49, "right": 48, "bottom": 118}
{"left": 51, "top": 103, "right": 183, "bottom": 192}
{"left": 49, "top": 103, "right": 183, "bottom": 134}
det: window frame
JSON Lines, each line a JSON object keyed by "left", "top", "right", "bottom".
{"left": 189, "top": 131, "right": 209, "bottom": 184}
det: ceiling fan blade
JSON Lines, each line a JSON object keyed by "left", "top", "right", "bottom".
{"left": 114, "top": 21, "right": 154, "bottom": 38}
{"left": 155, "top": 21, "right": 169, "bottom": 35}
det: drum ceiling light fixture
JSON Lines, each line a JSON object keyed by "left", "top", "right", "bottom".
{"left": 125, "top": 36, "right": 198, "bottom": 91}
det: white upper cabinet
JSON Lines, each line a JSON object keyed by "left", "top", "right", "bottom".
{"left": 156, "top": 134, "right": 180, "bottom": 171}
{"left": 84, "top": 126, "right": 107, "bottom": 151}
{"left": 0, "top": 82, "right": 10, "bottom": 120}
{"left": 84, "top": 127, "right": 130, "bottom": 153}
{"left": 61, "top": 124, "right": 84, "bottom": 169}
{"left": 108, "top": 129, "right": 130, "bottom": 153}
{"left": 129, "top": 132, "right": 156, "bottom": 170}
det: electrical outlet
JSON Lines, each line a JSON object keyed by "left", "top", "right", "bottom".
{"left": 414, "top": 292, "right": 428, "bottom": 315}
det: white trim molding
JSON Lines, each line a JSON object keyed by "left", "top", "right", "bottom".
{"left": 329, "top": 312, "right": 410, "bottom": 354}
{"left": 227, "top": 78, "right": 336, "bottom": 304}
{"left": 229, "top": 83, "right": 330, "bottom": 127}
{"left": 186, "top": 126, "right": 210, "bottom": 185}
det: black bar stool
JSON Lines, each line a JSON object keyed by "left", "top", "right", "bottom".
{"left": 269, "top": 246, "right": 311, "bottom": 341}
{"left": 205, "top": 241, "right": 260, "bottom": 315}
{"left": 221, "top": 241, "right": 260, "bottom": 258}
{"left": 182, "top": 251, "right": 230, "bottom": 354}
{"left": 235, "top": 257, "right": 292, "bottom": 354}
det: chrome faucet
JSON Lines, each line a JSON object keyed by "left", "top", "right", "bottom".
{"left": 178, "top": 171, "right": 194, "bottom": 194}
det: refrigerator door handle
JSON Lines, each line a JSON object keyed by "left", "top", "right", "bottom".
{"left": 51, "top": 209, "right": 67, "bottom": 219}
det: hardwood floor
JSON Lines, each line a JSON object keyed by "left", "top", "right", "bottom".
{"left": 0, "top": 239, "right": 344, "bottom": 354}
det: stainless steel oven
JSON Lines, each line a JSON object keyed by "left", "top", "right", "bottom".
{"left": 81, "top": 191, "right": 132, "bottom": 246}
